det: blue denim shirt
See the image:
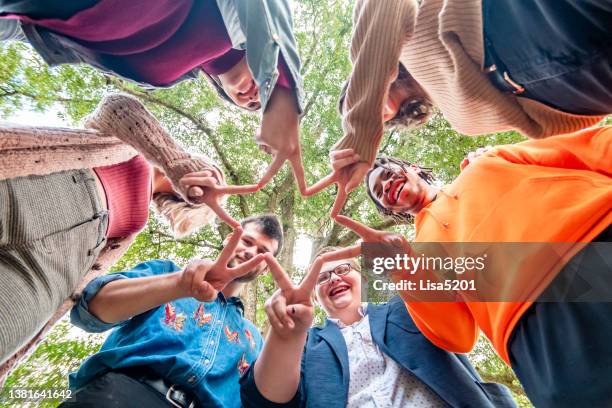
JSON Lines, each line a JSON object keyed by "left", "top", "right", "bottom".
{"left": 69, "top": 259, "right": 263, "bottom": 408}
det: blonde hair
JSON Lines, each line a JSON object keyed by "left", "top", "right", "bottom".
{"left": 152, "top": 157, "right": 227, "bottom": 238}
{"left": 152, "top": 193, "right": 219, "bottom": 238}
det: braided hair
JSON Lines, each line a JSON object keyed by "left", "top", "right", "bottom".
{"left": 365, "top": 156, "right": 436, "bottom": 223}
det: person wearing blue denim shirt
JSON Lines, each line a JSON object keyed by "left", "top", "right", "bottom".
{"left": 0, "top": 0, "right": 310, "bottom": 194}
{"left": 60, "top": 214, "right": 283, "bottom": 408}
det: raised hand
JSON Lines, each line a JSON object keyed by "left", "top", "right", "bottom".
{"left": 178, "top": 227, "right": 265, "bottom": 301}
{"left": 460, "top": 146, "right": 494, "bottom": 171}
{"left": 300, "top": 149, "right": 370, "bottom": 216}
{"left": 180, "top": 171, "right": 259, "bottom": 228}
{"left": 262, "top": 246, "right": 362, "bottom": 338}
{"left": 335, "top": 215, "right": 409, "bottom": 249}
{"left": 255, "top": 87, "right": 309, "bottom": 194}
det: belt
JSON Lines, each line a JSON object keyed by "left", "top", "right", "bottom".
{"left": 483, "top": 36, "right": 525, "bottom": 95}
{"left": 116, "top": 367, "right": 198, "bottom": 408}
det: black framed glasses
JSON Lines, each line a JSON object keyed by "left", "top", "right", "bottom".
{"left": 316, "top": 263, "right": 354, "bottom": 286}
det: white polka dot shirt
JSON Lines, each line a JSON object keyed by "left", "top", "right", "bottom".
{"left": 329, "top": 304, "right": 447, "bottom": 408}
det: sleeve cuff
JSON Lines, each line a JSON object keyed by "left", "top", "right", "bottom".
{"left": 240, "top": 363, "right": 301, "bottom": 408}
{"left": 70, "top": 274, "right": 128, "bottom": 333}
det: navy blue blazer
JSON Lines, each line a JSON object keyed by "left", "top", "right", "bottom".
{"left": 241, "top": 296, "right": 516, "bottom": 408}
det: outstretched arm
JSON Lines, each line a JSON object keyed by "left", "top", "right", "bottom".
{"left": 88, "top": 228, "right": 264, "bottom": 324}
{"left": 252, "top": 247, "right": 360, "bottom": 404}
{"left": 315, "top": 0, "right": 419, "bottom": 212}
{"left": 84, "top": 94, "right": 217, "bottom": 202}
{"left": 334, "top": 216, "right": 480, "bottom": 353}
{"left": 335, "top": 0, "right": 418, "bottom": 163}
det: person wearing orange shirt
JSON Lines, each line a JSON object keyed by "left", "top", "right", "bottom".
{"left": 339, "top": 126, "right": 612, "bottom": 407}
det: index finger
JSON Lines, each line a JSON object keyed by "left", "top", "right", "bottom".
{"left": 263, "top": 253, "right": 294, "bottom": 292}
{"left": 330, "top": 187, "right": 347, "bottom": 217}
{"left": 206, "top": 199, "right": 241, "bottom": 229}
{"left": 301, "top": 172, "right": 336, "bottom": 197}
{"left": 288, "top": 150, "right": 308, "bottom": 196}
{"left": 214, "top": 184, "right": 260, "bottom": 195}
{"left": 335, "top": 215, "right": 378, "bottom": 238}
{"left": 257, "top": 154, "right": 286, "bottom": 189}
{"left": 299, "top": 244, "right": 363, "bottom": 293}
{"left": 216, "top": 227, "right": 243, "bottom": 267}
{"left": 319, "top": 244, "right": 362, "bottom": 263}
{"left": 228, "top": 253, "right": 266, "bottom": 280}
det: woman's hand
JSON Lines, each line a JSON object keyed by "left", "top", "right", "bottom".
{"left": 255, "top": 87, "right": 309, "bottom": 194}
{"left": 178, "top": 227, "right": 265, "bottom": 301}
{"left": 179, "top": 171, "right": 259, "bottom": 228}
{"left": 262, "top": 246, "right": 362, "bottom": 338}
{"left": 335, "top": 215, "right": 409, "bottom": 249}
{"left": 299, "top": 149, "right": 370, "bottom": 216}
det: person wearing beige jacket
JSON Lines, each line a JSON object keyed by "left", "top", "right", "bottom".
{"left": 313, "top": 0, "right": 611, "bottom": 215}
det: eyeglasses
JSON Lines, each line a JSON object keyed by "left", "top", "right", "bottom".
{"left": 316, "top": 263, "right": 354, "bottom": 286}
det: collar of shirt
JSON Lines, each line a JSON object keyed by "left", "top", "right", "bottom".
{"left": 327, "top": 303, "right": 368, "bottom": 329}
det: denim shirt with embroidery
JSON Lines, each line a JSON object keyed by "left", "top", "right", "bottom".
{"left": 12, "top": 0, "right": 303, "bottom": 113}
{"left": 69, "top": 259, "right": 263, "bottom": 408}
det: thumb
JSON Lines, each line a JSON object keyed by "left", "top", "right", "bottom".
{"left": 196, "top": 281, "right": 218, "bottom": 302}
{"left": 345, "top": 168, "right": 364, "bottom": 193}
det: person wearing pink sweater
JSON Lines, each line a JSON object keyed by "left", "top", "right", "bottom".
{"left": 0, "top": 94, "right": 250, "bottom": 376}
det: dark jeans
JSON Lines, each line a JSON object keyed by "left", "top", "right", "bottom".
{"left": 483, "top": 0, "right": 612, "bottom": 115}
{"left": 59, "top": 372, "right": 174, "bottom": 408}
{"left": 508, "top": 226, "right": 612, "bottom": 408}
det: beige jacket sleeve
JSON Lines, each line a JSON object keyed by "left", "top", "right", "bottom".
{"left": 84, "top": 94, "right": 219, "bottom": 204}
{"left": 334, "top": 0, "right": 418, "bottom": 164}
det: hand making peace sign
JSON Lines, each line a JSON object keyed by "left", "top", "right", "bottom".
{"left": 178, "top": 227, "right": 265, "bottom": 301}
{"left": 335, "top": 215, "right": 409, "bottom": 249}
{"left": 300, "top": 149, "right": 370, "bottom": 216}
{"left": 180, "top": 171, "right": 260, "bottom": 228}
{"left": 262, "top": 246, "right": 362, "bottom": 338}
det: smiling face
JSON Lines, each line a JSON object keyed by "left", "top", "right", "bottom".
{"left": 366, "top": 161, "right": 437, "bottom": 216}
{"left": 226, "top": 222, "right": 279, "bottom": 282}
{"left": 315, "top": 259, "right": 362, "bottom": 319}
{"left": 216, "top": 56, "right": 261, "bottom": 111}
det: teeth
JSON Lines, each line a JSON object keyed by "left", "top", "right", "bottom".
{"left": 330, "top": 286, "right": 349, "bottom": 296}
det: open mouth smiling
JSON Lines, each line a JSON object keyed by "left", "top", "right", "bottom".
{"left": 386, "top": 178, "right": 406, "bottom": 206}
{"left": 328, "top": 284, "right": 351, "bottom": 298}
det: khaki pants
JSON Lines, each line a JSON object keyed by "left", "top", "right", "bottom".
{"left": 0, "top": 169, "right": 107, "bottom": 363}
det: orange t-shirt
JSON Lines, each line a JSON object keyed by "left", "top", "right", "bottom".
{"left": 404, "top": 126, "right": 612, "bottom": 364}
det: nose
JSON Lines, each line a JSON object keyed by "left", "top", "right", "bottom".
{"left": 329, "top": 273, "right": 342, "bottom": 284}
{"left": 242, "top": 246, "right": 257, "bottom": 260}
{"left": 382, "top": 98, "right": 397, "bottom": 122}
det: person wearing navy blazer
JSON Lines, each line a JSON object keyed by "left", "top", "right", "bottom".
{"left": 241, "top": 246, "right": 516, "bottom": 408}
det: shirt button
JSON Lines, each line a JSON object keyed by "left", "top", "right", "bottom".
{"left": 216, "top": 319, "right": 222, "bottom": 325}
{"left": 209, "top": 340, "right": 215, "bottom": 346}
{"left": 272, "top": 33, "right": 279, "bottom": 41}
{"left": 204, "top": 359, "right": 210, "bottom": 365}
{"left": 188, "top": 375, "right": 197, "bottom": 384}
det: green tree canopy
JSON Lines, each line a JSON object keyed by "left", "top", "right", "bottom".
{"left": 0, "top": 1, "right": 532, "bottom": 406}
